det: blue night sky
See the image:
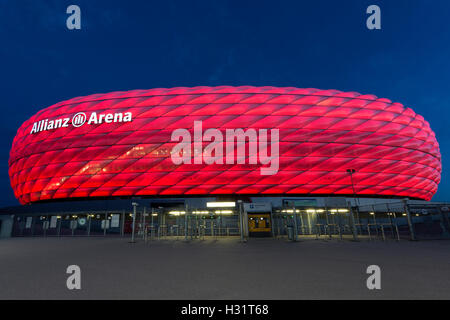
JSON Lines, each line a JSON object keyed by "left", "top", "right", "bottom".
{"left": 0, "top": 0, "right": 449, "bottom": 206}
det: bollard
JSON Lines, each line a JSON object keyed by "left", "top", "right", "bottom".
{"left": 338, "top": 224, "right": 343, "bottom": 240}
{"left": 287, "top": 226, "right": 294, "bottom": 241}
{"left": 381, "top": 225, "right": 385, "bottom": 241}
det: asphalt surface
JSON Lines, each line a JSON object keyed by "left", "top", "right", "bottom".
{"left": 0, "top": 236, "right": 449, "bottom": 299}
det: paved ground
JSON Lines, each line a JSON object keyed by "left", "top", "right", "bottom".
{"left": 0, "top": 236, "right": 449, "bottom": 299}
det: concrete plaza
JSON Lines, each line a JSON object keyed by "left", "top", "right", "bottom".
{"left": 0, "top": 236, "right": 449, "bottom": 299}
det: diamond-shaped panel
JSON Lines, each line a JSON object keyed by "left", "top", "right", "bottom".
{"left": 8, "top": 86, "right": 442, "bottom": 204}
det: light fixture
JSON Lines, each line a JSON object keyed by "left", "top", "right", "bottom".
{"left": 193, "top": 210, "right": 209, "bottom": 214}
{"left": 214, "top": 210, "right": 233, "bottom": 215}
{"left": 169, "top": 211, "right": 186, "bottom": 216}
{"left": 206, "top": 201, "right": 236, "bottom": 208}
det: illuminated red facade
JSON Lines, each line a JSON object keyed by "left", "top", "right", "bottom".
{"left": 9, "top": 86, "right": 441, "bottom": 204}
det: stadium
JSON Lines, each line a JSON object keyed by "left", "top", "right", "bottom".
{"left": 1, "top": 86, "right": 448, "bottom": 241}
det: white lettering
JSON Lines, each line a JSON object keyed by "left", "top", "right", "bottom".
{"left": 55, "top": 119, "right": 62, "bottom": 128}
{"left": 124, "top": 112, "right": 132, "bottom": 122}
{"left": 30, "top": 112, "right": 133, "bottom": 134}
{"left": 105, "top": 114, "right": 113, "bottom": 123}
{"left": 62, "top": 118, "right": 70, "bottom": 127}
{"left": 88, "top": 112, "right": 98, "bottom": 125}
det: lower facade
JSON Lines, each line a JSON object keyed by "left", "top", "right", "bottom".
{"left": 1, "top": 196, "right": 450, "bottom": 241}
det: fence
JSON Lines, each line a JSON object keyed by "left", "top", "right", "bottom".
{"left": 273, "top": 200, "right": 450, "bottom": 241}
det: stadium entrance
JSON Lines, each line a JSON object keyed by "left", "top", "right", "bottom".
{"left": 2, "top": 198, "right": 450, "bottom": 242}
{"left": 244, "top": 203, "right": 273, "bottom": 237}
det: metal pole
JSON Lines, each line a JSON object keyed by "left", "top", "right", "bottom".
{"left": 348, "top": 203, "right": 358, "bottom": 241}
{"left": 355, "top": 206, "right": 361, "bottom": 234}
{"left": 337, "top": 212, "right": 342, "bottom": 240}
{"left": 238, "top": 200, "right": 245, "bottom": 242}
{"left": 131, "top": 202, "right": 138, "bottom": 243}
{"left": 270, "top": 205, "right": 274, "bottom": 238}
{"left": 120, "top": 210, "right": 125, "bottom": 237}
{"left": 325, "top": 206, "right": 331, "bottom": 239}
{"left": 139, "top": 208, "right": 143, "bottom": 236}
{"left": 142, "top": 207, "right": 146, "bottom": 240}
{"left": 244, "top": 207, "right": 249, "bottom": 239}
{"left": 292, "top": 205, "right": 298, "bottom": 241}
{"left": 372, "top": 205, "right": 378, "bottom": 237}
{"left": 387, "top": 203, "right": 395, "bottom": 239}
{"left": 347, "top": 168, "right": 360, "bottom": 206}
{"left": 403, "top": 199, "right": 416, "bottom": 241}
{"left": 437, "top": 206, "right": 450, "bottom": 236}
{"left": 103, "top": 213, "right": 107, "bottom": 237}
{"left": 57, "top": 217, "right": 61, "bottom": 237}
{"left": 87, "top": 215, "right": 91, "bottom": 237}
{"left": 184, "top": 203, "right": 188, "bottom": 241}
{"left": 151, "top": 208, "right": 154, "bottom": 239}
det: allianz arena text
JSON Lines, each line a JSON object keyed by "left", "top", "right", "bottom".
{"left": 8, "top": 86, "right": 441, "bottom": 204}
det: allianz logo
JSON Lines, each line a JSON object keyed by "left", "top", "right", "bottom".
{"left": 171, "top": 121, "right": 279, "bottom": 176}
{"left": 30, "top": 111, "right": 132, "bottom": 134}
